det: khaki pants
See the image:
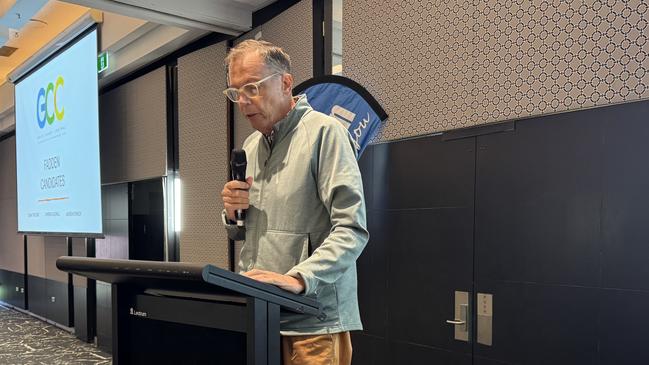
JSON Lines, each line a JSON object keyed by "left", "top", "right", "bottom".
{"left": 281, "top": 332, "right": 352, "bottom": 365}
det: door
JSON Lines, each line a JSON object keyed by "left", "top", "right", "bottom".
{"left": 474, "top": 102, "right": 649, "bottom": 365}
{"left": 355, "top": 135, "right": 475, "bottom": 365}
{"left": 356, "top": 101, "right": 649, "bottom": 365}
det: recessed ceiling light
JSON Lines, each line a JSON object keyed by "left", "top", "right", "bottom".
{"left": 0, "top": 46, "right": 18, "bottom": 57}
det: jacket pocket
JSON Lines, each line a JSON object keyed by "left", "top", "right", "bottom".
{"left": 255, "top": 230, "right": 310, "bottom": 274}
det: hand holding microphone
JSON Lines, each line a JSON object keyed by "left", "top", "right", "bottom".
{"left": 222, "top": 149, "right": 251, "bottom": 227}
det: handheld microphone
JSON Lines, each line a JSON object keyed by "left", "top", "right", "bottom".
{"left": 230, "top": 149, "right": 247, "bottom": 227}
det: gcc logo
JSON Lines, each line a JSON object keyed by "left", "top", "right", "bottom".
{"left": 36, "top": 76, "right": 64, "bottom": 129}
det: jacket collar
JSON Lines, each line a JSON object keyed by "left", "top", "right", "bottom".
{"left": 266, "top": 94, "right": 310, "bottom": 148}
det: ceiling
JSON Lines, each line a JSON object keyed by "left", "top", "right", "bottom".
{"left": 0, "top": 1, "right": 91, "bottom": 84}
{"left": 0, "top": 0, "right": 279, "bottom": 85}
{"left": 62, "top": 0, "right": 275, "bottom": 33}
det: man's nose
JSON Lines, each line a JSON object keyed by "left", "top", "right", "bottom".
{"left": 238, "top": 93, "right": 251, "bottom": 104}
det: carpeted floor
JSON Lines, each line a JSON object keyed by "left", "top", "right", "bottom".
{"left": 0, "top": 304, "right": 111, "bottom": 365}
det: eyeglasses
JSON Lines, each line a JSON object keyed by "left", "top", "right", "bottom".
{"left": 223, "top": 73, "right": 280, "bottom": 103}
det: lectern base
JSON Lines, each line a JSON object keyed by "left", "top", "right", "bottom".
{"left": 128, "top": 318, "right": 246, "bottom": 364}
{"left": 113, "top": 287, "right": 280, "bottom": 365}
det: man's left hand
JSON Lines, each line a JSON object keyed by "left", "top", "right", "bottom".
{"left": 243, "top": 269, "right": 305, "bottom": 294}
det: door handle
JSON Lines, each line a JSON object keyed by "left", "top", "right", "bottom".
{"left": 446, "top": 319, "right": 466, "bottom": 325}
{"left": 446, "top": 303, "right": 468, "bottom": 330}
{"left": 448, "top": 292, "right": 469, "bottom": 342}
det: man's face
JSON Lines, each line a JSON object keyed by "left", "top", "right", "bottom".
{"left": 228, "top": 52, "right": 290, "bottom": 134}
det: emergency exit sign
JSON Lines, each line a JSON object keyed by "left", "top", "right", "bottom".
{"left": 97, "top": 52, "right": 108, "bottom": 73}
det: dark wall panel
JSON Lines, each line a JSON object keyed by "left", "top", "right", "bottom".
{"left": 351, "top": 333, "right": 387, "bottom": 365}
{"left": 474, "top": 109, "right": 603, "bottom": 364}
{"left": 389, "top": 340, "right": 472, "bottom": 365}
{"left": 356, "top": 136, "right": 475, "bottom": 364}
{"left": 473, "top": 101, "right": 649, "bottom": 364}
{"left": 357, "top": 146, "right": 374, "bottom": 210}
{"left": 71, "top": 238, "right": 95, "bottom": 342}
{"left": 0, "top": 269, "right": 25, "bottom": 308}
{"left": 357, "top": 210, "right": 387, "bottom": 338}
{"left": 27, "top": 275, "right": 47, "bottom": 318}
{"left": 379, "top": 136, "right": 474, "bottom": 355}
{"left": 74, "top": 287, "right": 89, "bottom": 341}
{"left": 97, "top": 183, "right": 129, "bottom": 260}
{"left": 46, "top": 279, "right": 70, "bottom": 326}
{"left": 24, "top": 235, "right": 70, "bottom": 326}
{"left": 601, "top": 101, "right": 649, "bottom": 291}
{"left": 375, "top": 136, "right": 475, "bottom": 210}
{"left": 358, "top": 101, "right": 649, "bottom": 365}
{"left": 43, "top": 237, "right": 70, "bottom": 327}
{"left": 387, "top": 208, "right": 473, "bottom": 350}
{"left": 93, "top": 184, "right": 128, "bottom": 352}
{"left": 356, "top": 146, "right": 385, "bottom": 338}
{"left": 129, "top": 179, "right": 164, "bottom": 261}
{"left": 474, "top": 281, "right": 599, "bottom": 365}
{"left": 25, "top": 274, "right": 70, "bottom": 327}
{"left": 0, "top": 270, "right": 9, "bottom": 303}
{"left": 96, "top": 281, "right": 112, "bottom": 354}
{"left": 475, "top": 110, "right": 603, "bottom": 287}
{"left": 474, "top": 357, "right": 516, "bottom": 365}
{"left": 599, "top": 289, "right": 649, "bottom": 365}
{"left": 13, "top": 271, "right": 26, "bottom": 308}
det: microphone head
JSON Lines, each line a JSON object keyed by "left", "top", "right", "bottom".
{"left": 230, "top": 149, "right": 247, "bottom": 182}
{"left": 231, "top": 149, "right": 247, "bottom": 166}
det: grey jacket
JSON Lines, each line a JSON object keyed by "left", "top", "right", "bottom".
{"left": 223, "top": 95, "right": 369, "bottom": 335}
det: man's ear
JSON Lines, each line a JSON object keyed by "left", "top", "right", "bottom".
{"left": 282, "top": 73, "right": 294, "bottom": 95}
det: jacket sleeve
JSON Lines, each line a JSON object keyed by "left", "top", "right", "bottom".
{"left": 285, "top": 122, "right": 369, "bottom": 296}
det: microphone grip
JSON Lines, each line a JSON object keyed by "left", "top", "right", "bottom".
{"left": 235, "top": 210, "right": 245, "bottom": 226}
{"left": 230, "top": 149, "right": 247, "bottom": 227}
{"left": 233, "top": 171, "right": 246, "bottom": 227}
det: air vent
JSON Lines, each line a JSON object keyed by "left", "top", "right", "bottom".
{"left": 0, "top": 46, "right": 17, "bottom": 57}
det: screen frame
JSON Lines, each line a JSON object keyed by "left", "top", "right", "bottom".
{"left": 14, "top": 25, "right": 104, "bottom": 238}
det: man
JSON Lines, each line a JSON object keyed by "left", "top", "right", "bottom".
{"left": 220, "top": 39, "right": 368, "bottom": 365}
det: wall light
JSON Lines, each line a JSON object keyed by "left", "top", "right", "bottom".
{"left": 174, "top": 177, "right": 181, "bottom": 232}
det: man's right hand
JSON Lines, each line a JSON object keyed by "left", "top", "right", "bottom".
{"left": 222, "top": 176, "right": 253, "bottom": 221}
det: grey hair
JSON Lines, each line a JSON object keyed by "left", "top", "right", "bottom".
{"left": 225, "top": 39, "right": 292, "bottom": 74}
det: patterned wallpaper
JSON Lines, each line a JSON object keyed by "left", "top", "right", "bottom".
{"left": 344, "top": 0, "right": 649, "bottom": 142}
{"left": 99, "top": 67, "right": 168, "bottom": 183}
{"left": 261, "top": 0, "right": 314, "bottom": 87}
{"left": 178, "top": 42, "right": 230, "bottom": 267}
{"left": 233, "top": 0, "right": 314, "bottom": 150}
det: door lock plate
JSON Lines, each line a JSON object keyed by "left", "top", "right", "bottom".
{"left": 477, "top": 293, "right": 493, "bottom": 346}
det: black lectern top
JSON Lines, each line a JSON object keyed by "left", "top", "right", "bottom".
{"left": 56, "top": 256, "right": 322, "bottom": 317}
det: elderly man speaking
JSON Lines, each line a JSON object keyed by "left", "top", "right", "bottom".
{"left": 220, "top": 39, "right": 368, "bottom": 365}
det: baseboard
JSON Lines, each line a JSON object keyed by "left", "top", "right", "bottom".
{"left": 0, "top": 300, "right": 74, "bottom": 334}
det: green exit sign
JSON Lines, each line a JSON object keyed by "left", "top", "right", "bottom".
{"left": 97, "top": 52, "right": 108, "bottom": 73}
